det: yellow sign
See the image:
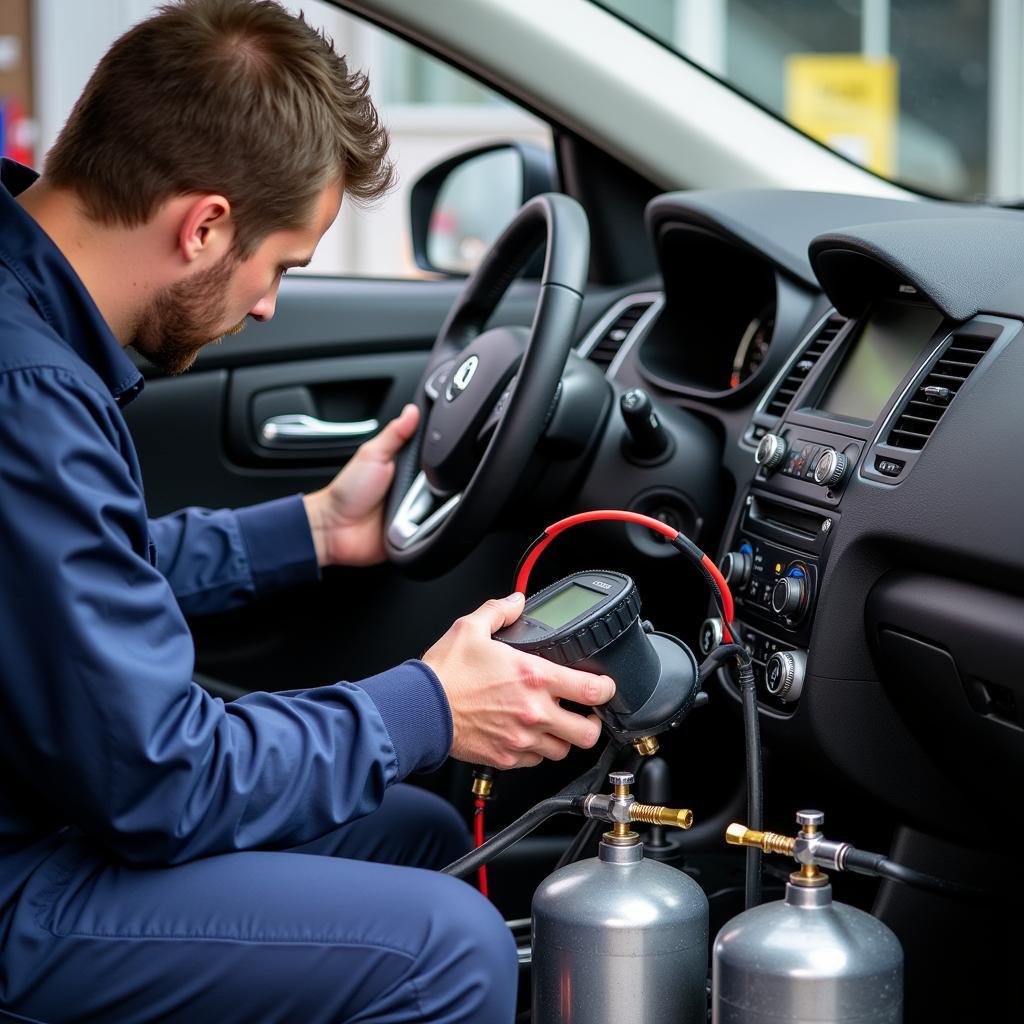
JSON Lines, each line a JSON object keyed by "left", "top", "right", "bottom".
{"left": 786, "top": 54, "right": 898, "bottom": 177}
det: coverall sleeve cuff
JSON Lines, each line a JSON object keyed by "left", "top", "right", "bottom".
{"left": 235, "top": 494, "right": 320, "bottom": 595}
{"left": 356, "top": 660, "right": 453, "bottom": 777}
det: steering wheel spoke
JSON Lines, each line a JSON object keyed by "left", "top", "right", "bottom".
{"left": 475, "top": 373, "right": 517, "bottom": 445}
{"left": 387, "top": 471, "right": 462, "bottom": 551}
{"left": 424, "top": 357, "right": 459, "bottom": 402}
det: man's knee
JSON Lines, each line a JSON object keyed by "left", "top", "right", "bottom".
{"left": 413, "top": 874, "right": 518, "bottom": 1023}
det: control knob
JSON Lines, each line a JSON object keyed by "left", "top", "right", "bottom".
{"left": 765, "top": 649, "right": 807, "bottom": 702}
{"left": 755, "top": 433, "right": 787, "bottom": 473}
{"left": 771, "top": 574, "right": 808, "bottom": 620}
{"left": 699, "top": 617, "right": 723, "bottom": 656}
{"left": 720, "top": 550, "right": 753, "bottom": 589}
{"left": 813, "top": 448, "right": 848, "bottom": 487}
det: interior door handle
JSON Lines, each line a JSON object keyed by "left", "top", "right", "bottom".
{"left": 260, "top": 413, "right": 379, "bottom": 445}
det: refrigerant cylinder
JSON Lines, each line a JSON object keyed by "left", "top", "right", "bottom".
{"left": 532, "top": 836, "right": 709, "bottom": 1024}
{"left": 712, "top": 879, "right": 903, "bottom": 1024}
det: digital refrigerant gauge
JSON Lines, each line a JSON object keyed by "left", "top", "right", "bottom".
{"left": 495, "top": 570, "right": 700, "bottom": 743}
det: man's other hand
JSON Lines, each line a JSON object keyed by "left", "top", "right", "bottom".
{"left": 422, "top": 593, "right": 617, "bottom": 769}
{"left": 303, "top": 404, "right": 420, "bottom": 567}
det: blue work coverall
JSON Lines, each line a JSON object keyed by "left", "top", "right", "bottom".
{"left": 0, "top": 160, "right": 516, "bottom": 1023}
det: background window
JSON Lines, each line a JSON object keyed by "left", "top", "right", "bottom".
{"left": 10, "top": 0, "right": 551, "bottom": 278}
{"left": 597, "top": 0, "right": 1000, "bottom": 202}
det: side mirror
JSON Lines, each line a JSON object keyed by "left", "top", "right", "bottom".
{"left": 410, "top": 141, "right": 556, "bottom": 276}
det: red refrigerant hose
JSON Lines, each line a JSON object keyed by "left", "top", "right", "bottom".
{"left": 474, "top": 798, "right": 488, "bottom": 897}
{"left": 513, "top": 510, "right": 735, "bottom": 640}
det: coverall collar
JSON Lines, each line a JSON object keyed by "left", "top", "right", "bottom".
{"left": 0, "top": 158, "right": 144, "bottom": 407}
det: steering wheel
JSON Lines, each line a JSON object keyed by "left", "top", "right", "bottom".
{"left": 385, "top": 193, "right": 590, "bottom": 578}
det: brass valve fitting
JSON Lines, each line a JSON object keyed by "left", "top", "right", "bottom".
{"left": 725, "top": 823, "right": 795, "bottom": 856}
{"left": 470, "top": 766, "right": 496, "bottom": 800}
{"left": 632, "top": 735, "right": 660, "bottom": 757}
{"left": 471, "top": 776, "right": 494, "bottom": 799}
{"left": 631, "top": 804, "right": 694, "bottom": 829}
{"left": 587, "top": 772, "right": 694, "bottom": 842}
{"left": 725, "top": 810, "right": 851, "bottom": 886}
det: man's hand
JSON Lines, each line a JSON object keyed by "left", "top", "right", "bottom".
{"left": 303, "top": 404, "right": 420, "bottom": 568}
{"left": 422, "top": 593, "right": 617, "bottom": 769}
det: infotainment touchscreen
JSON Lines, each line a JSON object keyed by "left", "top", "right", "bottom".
{"left": 817, "top": 302, "right": 944, "bottom": 424}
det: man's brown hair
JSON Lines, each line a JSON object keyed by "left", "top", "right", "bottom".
{"left": 46, "top": 0, "right": 394, "bottom": 255}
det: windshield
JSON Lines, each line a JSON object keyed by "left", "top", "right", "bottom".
{"left": 593, "top": 0, "right": 1000, "bottom": 203}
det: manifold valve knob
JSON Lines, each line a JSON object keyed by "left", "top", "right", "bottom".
{"left": 796, "top": 809, "right": 824, "bottom": 829}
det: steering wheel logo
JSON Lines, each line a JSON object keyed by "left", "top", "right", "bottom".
{"left": 446, "top": 355, "right": 479, "bottom": 400}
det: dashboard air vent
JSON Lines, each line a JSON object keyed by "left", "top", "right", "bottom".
{"left": 764, "top": 313, "right": 847, "bottom": 420}
{"left": 586, "top": 301, "right": 652, "bottom": 370}
{"left": 885, "top": 334, "right": 993, "bottom": 450}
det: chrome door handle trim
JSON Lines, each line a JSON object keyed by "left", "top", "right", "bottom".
{"left": 259, "top": 413, "right": 379, "bottom": 445}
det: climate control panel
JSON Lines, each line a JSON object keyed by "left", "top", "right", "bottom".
{"left": 703, "top": 510, "right": 825, "bottom": 712}
{"left": 721, "top": 537, "right": 817, "bottom": 632}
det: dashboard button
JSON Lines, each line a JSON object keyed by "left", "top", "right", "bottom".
{"left": 875, "top": 456, "right": 905, "bottom": 477}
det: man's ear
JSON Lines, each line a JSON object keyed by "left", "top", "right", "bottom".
{"left": 178, "top": 194, "right": 234, "bottom": 265}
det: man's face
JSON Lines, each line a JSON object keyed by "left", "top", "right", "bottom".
{"left": 132, "top": 180, "right": 343, "bottom": 374}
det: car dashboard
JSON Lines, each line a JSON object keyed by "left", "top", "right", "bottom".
{"left": 578, "top": 187, "right": 1024, "bottom": 844}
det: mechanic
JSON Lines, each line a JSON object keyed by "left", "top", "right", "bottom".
{"left": 0, "top": 2, "right": 615, "bottom": 1021}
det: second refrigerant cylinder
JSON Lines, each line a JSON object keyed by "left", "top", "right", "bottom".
{"left": 712, "top": 879, "right": 903, "bottom": 1024}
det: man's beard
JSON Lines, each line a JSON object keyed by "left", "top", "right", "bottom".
{"left": 131, "top": 253, "right": 248, "bottom": 375}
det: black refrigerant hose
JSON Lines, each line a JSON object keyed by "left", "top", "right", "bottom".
{"left": 842, "top": 847, "right": 1016, "bottom": 907}
{"left": 442, "top": 794, "right": 583, "bottom": 880}
{"left": 699, "top": 641, "right": 762, "bottom": 908}
{"left": 737, "top": 659, "right": 762, "bottom": 909}
{"left": 697, "top": 643, "right": 748, "bottom": 686}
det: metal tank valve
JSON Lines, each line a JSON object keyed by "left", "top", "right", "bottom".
{"left": 727, "top": 808, "right": 866, "bottom": 884}
{"left": 580, "top": 771, "right": 694, "bottom": 847}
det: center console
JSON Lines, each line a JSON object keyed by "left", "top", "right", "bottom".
{"left": 710, "top": 296, "right": 963, "bottom": 713}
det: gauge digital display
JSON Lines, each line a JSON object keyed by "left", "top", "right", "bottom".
{"left": 528, "top": 583, "right": 606, "bottom": 629}
{"left": 818, "top": 302, "right": 944, "bottom": 424}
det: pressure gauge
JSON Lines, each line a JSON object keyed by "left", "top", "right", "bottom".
{"left": 496, "top": 570, "right": 699, "bottom": 742}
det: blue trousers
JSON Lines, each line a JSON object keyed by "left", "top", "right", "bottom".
{"left": 0, "top": 786, "right": 517, "bottom": 1023}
